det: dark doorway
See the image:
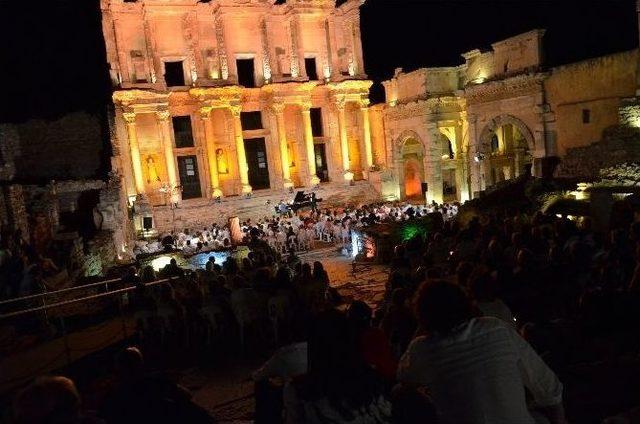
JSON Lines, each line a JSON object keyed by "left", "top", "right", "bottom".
{"left": 164, "top": 61, "right": 185, "bottom": 87}
{"left": 244, "top": 138, "right": 270, "bottom": 190}
{"left": 310, "top": 107, "right": 323, "bottom": 136}
{"left": 236, "top": 59, "right": 256, "bottom": 88}
{"left": 172, "top": 116, "right": 194, "bottom": 148}
{"left": 305, "top": 57, "right": 318, "bottom": 80}
{"left": 177, "top": 156, "right": 202, "bottom": 199}
{"left": 314, "top": 143, "right": 329, "bottom": 182}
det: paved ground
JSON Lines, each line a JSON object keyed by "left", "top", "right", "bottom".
{"left": 186, "top": 246, "right": 390, "bottom": 423}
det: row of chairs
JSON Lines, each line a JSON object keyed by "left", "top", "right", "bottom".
{"left": 133, "top": 289, "right": 298, "bottom": 352}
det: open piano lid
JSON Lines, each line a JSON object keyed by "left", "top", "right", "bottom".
{"left": 293, "top": 191, "right": 307, "bottom": 203}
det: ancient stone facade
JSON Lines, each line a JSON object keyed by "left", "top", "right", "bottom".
{"left": 377, "top": 29, "right": 640, "bottom": 202}
{"left": 100, "top": 0, "right": 375, "bottom": 234}
{"left": 380, "top": 30, "right": 549, "bottom": 203}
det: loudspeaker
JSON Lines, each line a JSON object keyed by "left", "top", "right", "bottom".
{"left": 421, "top": 182, "right": 429, "bottom": 195}
{"left": 143, "top": 216, "right": 153, "bottom": 230}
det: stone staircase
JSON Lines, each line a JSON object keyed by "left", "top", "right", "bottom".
{"left": 152, "top": 180, "right": 381, "bottom": 232}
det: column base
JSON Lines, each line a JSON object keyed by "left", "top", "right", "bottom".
{"left": 343, "top": 170, "right": 354, "bottom": 181}
{"left": 283, "top": 180, "right": 294, "bottom": 190}
{"left": 170, "top": 193, "right": 182, "bottom": 205}
{"left": 309, "top": 175, "right": 321, "bottom": 187}
{"left": 241, "top": 184, "right": 252, "bottom": 196}
{"left": 211, "top": 187, "right": 224, "bottom": 199}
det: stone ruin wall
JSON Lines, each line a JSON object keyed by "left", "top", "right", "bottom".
{"left": 12, "top": 111, "right": 107, "bottom": 182}
{"left": 554, "top": 125, "right": 640, "bottom": 180}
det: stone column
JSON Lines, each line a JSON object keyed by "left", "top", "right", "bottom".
{"left": 156, "top": 110, "right": 180, "bottom": 203}
{"left": 230, "top": 106, "right": 252, "bottom": 194}
{"left": 426, "top": 123, "right": 444, "bottom": 205}
{"left": 301, "top": 103, "right": 320, "bottom": 187}
{"left": 215, "top": 17, "right": 229, "bottom": 80}
{"left": 360, "top": 99, "right": 373, "bottom": 173}
{"left": 123, "top": 112, "right": 145, "bottom": 195}
{"left": 466, "top": 113, "right": 482, "bottom": 197}
{"left": 272, "top": 103, "right": 293, "bottom": 189}
{"left": 514, "top": 148, "right": 524, "bottom": 178}
{"left": 335, "top": 99, "right": 352, "bottom": 181}
{"left": 200, "top": 107, "right": 223, "bottom": 198}
{"left": 289, "top": 18, "right": 300, "bottom": 78}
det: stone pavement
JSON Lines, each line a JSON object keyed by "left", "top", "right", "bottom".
{"left": 186, "top": 245, "right": 390, "bottom": 423}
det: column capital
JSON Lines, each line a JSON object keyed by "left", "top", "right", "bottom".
{"left": 271, "top": 102, "right": 286, "bottom": 115}
{"left": 229, "top": 105, "right": 242, "bottom": 117}
{"left": 156, "top": 110, "right": 171, "bottom": 122}
{"left": 123, "top": 112, "right": 137, "bottom": 124}
{"left": 359, "top": 98, "right": 371, "bottom": 109}
{"left": 199, "top": 106, "right": 212, "bottom": 120}
{"left": 334, "top": 97, "right": 347, "bottom": 111}
{"left": 300, "top": 101, "right": 312, "bottom": 113}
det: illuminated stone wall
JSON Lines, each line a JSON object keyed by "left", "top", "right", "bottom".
{"left": 100, "top": 0, "right": 376, "bottom": 234}
{"left": 379, "top": 28, "right": 639, "bottom": 201}
{"left": 545, "top": 49, "right": 638, "bottom": 156}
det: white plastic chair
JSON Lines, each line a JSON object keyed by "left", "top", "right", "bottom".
{"left": 231, "top": 288, "right": 262, "bottom": 352}
{"left": 268, "top": 294, "right": 291, "bottom": 345}
{"left": 200, "top": 304, "right": 224, "bottom": 345}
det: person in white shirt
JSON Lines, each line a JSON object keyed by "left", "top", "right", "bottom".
{"left": 397, "top": 280, "right": 566, "bottom": 424}
{"left": 253, "top": 323, "right": 309, "bottom": 423}
{"left": 467, "top": 266, "right": 515, "bottom": 326}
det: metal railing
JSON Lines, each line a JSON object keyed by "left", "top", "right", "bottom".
{"left": 0, "top": 277, "right": 123, "bottom": 306}
{"left": 0, "top": 277, "right": 177, "bottom": 320}
{"left": 0, "top": 276, "right": 180, "bottom": 393}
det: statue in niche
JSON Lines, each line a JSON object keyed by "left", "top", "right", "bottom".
{"left": 216, "top": 148, "right": 229, "bottom": 174}
{"left": 146, "top": 156, "right": 161, "bottom": 184}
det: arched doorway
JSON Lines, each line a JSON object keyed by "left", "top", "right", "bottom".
{"left": 399, "top": 137, "right": 425, "bottom": 201}
{"left": 404, "top": 158, "right": 422, "bottom": 199}
{"left": 479, "top": 116, "right": 533, "bottom": 188}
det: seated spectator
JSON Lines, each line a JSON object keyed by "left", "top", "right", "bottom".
{"left": 253, "top": 320, "right": 309, "bottom": 424}
{"left": 467, "top": 267, "right": 514, "bottom": 325}
{"left": 380, "top": 288, "right": 416, "bottom": 359}
{"left": 391, "top": 384, "right": 438, "bottom": 424}
{"left": 100, "top": 347, "right": 214, "bottom": 424}
{"left": 284, "top": 309, "right": 392, "bottom": 423}
{"left": 398, "top": 280, "right": 566, "bottom": 424}
{"left": 347, "top": 301, "right": 397, "bottom": 381}
{"left": 13, "top": 376, "right": 87, "bottom": 424}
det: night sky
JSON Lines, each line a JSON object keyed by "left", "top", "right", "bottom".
{"left": 0, "top": 0, "right": 637, "bottom": 123}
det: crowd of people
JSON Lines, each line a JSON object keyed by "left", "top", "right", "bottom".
{"left": 0, "top": 229, "right": 63, "bottom": 303}
{"left": 134, "top": 201, "right": 459, "bottom": 256}
{"left": 7, "top": 199, "right": 640, "bottom": 423}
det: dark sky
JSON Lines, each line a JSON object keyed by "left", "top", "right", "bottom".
{"left": 0, "top": 0, "right": 638, "bottom": 123}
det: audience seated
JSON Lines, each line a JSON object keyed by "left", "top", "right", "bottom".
{"left": 397, "top": 280, "right": 566, "bottom": 424}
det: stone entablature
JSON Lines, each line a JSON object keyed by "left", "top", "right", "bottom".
{"left": 464, "top": 72, "right": 547, "bottom": 105}
{"left": 384, "top": 97, "right": 465, "bottom": 122}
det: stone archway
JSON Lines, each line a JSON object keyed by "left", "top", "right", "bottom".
{"left": 478, "top": 115, "right": 534, "bottom": 187}
{"left": 479, "top": 115, "right": 535, "bottom": 153}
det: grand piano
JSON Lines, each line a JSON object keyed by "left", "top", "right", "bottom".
{"left": 275, "top": 191, "right": 323, "bottom": 214}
